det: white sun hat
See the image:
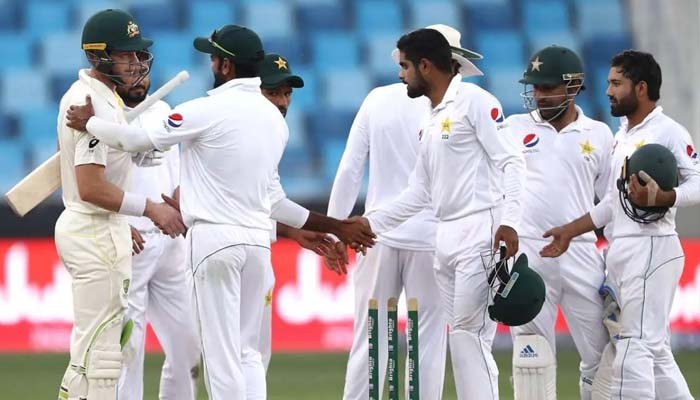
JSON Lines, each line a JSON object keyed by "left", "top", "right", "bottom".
{"left": 391, "top": 24, "right": 483, "bottom": 78}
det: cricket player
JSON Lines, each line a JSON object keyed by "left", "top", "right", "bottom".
{"left": 351, "top": 28, "right": 526, "bottom": 399}
{"left": 257, "top": 52, "right": 334, "bottom": 371}
{"left": 327, "top": 24, "right": 486, "bottom": 400}
{"left": 504, "top": 45, "right": 613, "bottom": 400}
{"left": 541, "top": 50, "right": 700, "bottom": 399}
{"left": 55, "top": 9, "right": 185, "bottom": 400}
{"left": 66, "top": 24, "right": 374, "bottom": 399}
{"left": 116, "top": 70, "right": 201, "bottom": 399}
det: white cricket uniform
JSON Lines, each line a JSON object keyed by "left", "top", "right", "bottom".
{"left": 505, "top": 107, "right": 614, "bottom": 397}
{"left": 55, "top": 69, "right": 133, "bottom": 399}
{"left": 589, "top": 107, "right": 700, "bottom": 399}
{"left": 139, "top": 77, "right": 295, "bottom": 400}
{"left": 367, "top": 75, "right": 526, "bottom": 400}
{"left": 327, "top": 83, "right": 447, "bottom": 400}
{"left": 117, "top": 100, "right": 200, "bottom": 400}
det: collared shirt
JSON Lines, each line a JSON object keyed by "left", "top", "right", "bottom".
{"left": 146, "top": 77, "right": 289, "bottom": 244}
{"left": 367, "top": 75, "right": 525, "bottom": 233}
{"left": 590, "top": 106, "right": 700, "bottom": 237}
{"left": 327, "top": 83, "right": 436, "bottom": 251}
{"left": 125, "top": 100, "right": 180, "bottom": 233}
{"left": 505, "top": 106, "right": 614, "bottom": 242}
{"left": 58, "top": 69, "right": 132, "bottom": 215}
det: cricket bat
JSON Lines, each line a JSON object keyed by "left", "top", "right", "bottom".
{"left": 4, "top": 70, "right": 190, "bottom": 217}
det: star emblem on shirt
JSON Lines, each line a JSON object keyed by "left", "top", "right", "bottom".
{"left": 635, "top": 140, "right": 646, "bottom": 149}
{"left": 274, "top": 57, "right": 288, "bottom": 70}
{"left": 441, "top": 118, "right": 451, "bottom": 133}
{"left": 440, "top": 118, "right": 451, "bottom": 139}
{"left": 580, "top": 139, "right": 595, "bottom": 156}
{"left": 531, "top": 56, "right": 543, "bottom": 72}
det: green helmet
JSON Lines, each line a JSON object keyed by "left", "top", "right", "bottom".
{"left": 81, "top": 9, "right": 153, "bottom": 87}
{"left": 82, "top": 9, "right": 152, "bottom": 52}
{"left": 617, "top": 143, "right": 679, "bottom": 223}
{"left": 485, "top": 251, "right": 545, "bottom": 326}
{"left": 520, "top": 45, "right": 584, "bottom": 122}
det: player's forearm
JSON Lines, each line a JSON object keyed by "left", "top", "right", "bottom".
{"left": 301, "top": 212, "right": 344, "bottom": 236}
{"left": 86, "top": 117, "right": 156, "bottom": 152}
{"left": 500, "top": 161, "right": 525, "bottom": 231}
{"left": 270, "top": 198, "right": 310, "bottom": 229}
{"left": 327, "top": 169, "right": 363, "bottom": 219}
{"left": 673, "top": 173, "right": 700, "bottom": 207}
{"left": 277, "top": 223, "right": 307, "bottom": 241}
{"left": 563, "top": 213, "right": 597, "bottom": 239}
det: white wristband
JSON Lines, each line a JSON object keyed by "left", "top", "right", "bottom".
{"left": 119, "top": 192, "right": 147, "bottom": 216}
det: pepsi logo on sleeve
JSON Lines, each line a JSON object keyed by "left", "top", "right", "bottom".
{"left": 167, "top": 113, "right": 183, "bottom": 128}
{"left": 687, "top": 144, "right": 698, "bottom": 159}
{"left": 490, "top": 107, "right": 504, "bottom": 123}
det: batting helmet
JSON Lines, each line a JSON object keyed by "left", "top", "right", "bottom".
{"left": 617, "top": 143, "right": 679, "bottom": 223}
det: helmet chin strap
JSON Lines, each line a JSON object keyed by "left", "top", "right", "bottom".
{"left": 535, "top": 98, "right": 572, "bottom": 122}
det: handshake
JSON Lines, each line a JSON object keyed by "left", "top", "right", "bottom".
{"left": 285, "top": 216, "right": 376, "bottom": 276}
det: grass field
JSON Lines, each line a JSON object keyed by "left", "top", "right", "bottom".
{"left": 2, "top": 350, "right": 698, "bottom": 399}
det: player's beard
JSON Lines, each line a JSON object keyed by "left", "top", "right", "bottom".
{"left": 405, "top": 71, "right": 428, "bottom": 98}
{"left": 119, "top": 80, "right": 150, "bottom": 107}
{"left": 609, "top": 91, "right": 638, "bottom": 117}
{"left": 213, "top": 66, "right": 227, "bottom": 89}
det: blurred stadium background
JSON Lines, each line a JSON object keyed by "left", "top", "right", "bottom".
{"left": 0, "top": 0, "right": 698, "bottom": 398}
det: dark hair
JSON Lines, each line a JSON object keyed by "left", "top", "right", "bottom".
{"left": 396, "top": 29, "right": 452, "bottom": 74}
{"left": 215, "top": 54, "right": 261, "bottom": 78}
{"left": 610, "top": 50, "right": 662, "bottom": 101}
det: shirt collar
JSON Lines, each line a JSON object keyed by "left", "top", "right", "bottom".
{"left": 207, "top": 77, "right": 262, "bottom": 96}
{"left": 432, "top": 75, "right": 462, "bottom": 113}
{"left": 619, "top": 105, "right": 663, "bottom": 134}
{"left": 78, "top": 69, "right": 124, "bottom": 110}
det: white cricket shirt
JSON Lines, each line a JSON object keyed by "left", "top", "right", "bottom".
{"left": 505, "top": 106, "right": 614, "bottom": 242}
{"left": 145, "top": 77, "right": 289, "bottom": 244}
{"left": 125, "top": 100, "right": 180, "bottom": 233}
{"left": 367, "top": 75, "right": 526, "bottom": 233}
{"left": 58, "top": 69, "right": 132, "bottom": 215}
{"left": 327, "top": 83, "right": 437, "bottom": 251}
{"left": 590, "top": 106, "right": 700, "bottom": 237}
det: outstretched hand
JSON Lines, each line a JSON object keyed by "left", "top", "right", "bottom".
{"left": 540, "top": 225, "right": 572, "bottom": 258}
{"left": 336, "top": 216, "right": 376, "bottom": 249}
{"left": 323, "top": 241, "right": 349, "bottom": 275}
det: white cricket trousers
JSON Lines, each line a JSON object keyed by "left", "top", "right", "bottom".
{"left": 55, "top": 209, "right": 132, "bottom": 399}
{"left": 342, "top": 242, "right": 447, "bottom": 400}
{"left": 511, "top": 238, "right": 608, "bottom": 397}
{"left": 434, "top": 209, "right": 500, "bottom": 400}
{"left": 190, "top": 230, "right": 270, "bottom": 400}
{"left": 118, "top": 231, "right": 200, "bottom": 400}
{"left": 606, "top": 235, "right": 693, "bottom": 400}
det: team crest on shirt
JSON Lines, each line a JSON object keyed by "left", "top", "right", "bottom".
{"left": 167, "top": 113, "right": 183, "bottom": 128}
{"left": 579, "top": 139, "right": 595, "bottom": 161}
{"left": 687, "top": 144, "right": 698, "bottom": 160}
{"left": 490, "top": 107, "right": 504, "bottom": 123}
{"left": 440, "top": 118, "right": 452, "bottom": 139}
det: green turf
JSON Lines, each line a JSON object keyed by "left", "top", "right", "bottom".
{"left": 1, "top": 350, "right": 698, "bottom": 399}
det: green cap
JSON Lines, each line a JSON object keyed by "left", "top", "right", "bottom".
{"left": 488, "top": 254, "right": 546, "bottom": 326}
{"left": 82, "top": 9, "right": 153, "bottom": 52}
{"left": 520, "top": 45, "right": 584, "bottom": 86}
{"left": 259, "top": 53, "right": 304, "bottom": 89}
{"left": 193, "top": 25, "right": 264, "bottom": 64}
